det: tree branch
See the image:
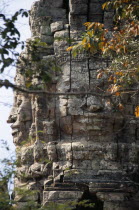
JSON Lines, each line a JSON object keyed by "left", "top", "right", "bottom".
{"left": 0, "top": 79, "right": 138, "bottom": 98}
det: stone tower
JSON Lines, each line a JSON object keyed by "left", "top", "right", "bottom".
{"left": 8, "top": 0, "right": 139, "bottom": 209}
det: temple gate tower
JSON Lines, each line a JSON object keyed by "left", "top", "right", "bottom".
{"left": 8, "top": 0, "right": 139, "bottom": 209}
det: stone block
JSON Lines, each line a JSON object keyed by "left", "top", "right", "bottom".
{"left": 87, "top": 133, "right": 113, "bottom": 142}
{"left": 90, "top": 0, "right": 105, "bottom": 3}
{"left": 43, "top": 120, "right": 56, "bottom": 135}
{"left": 59, "top": 105, "right": 67, "bottom": 116}
{"left": 29, "top": 162, "right": 44, "bottom": 177}
{"left": 70, "top": 0, "right": 88, "bottom": 3}
{"left": 41, "top": 0, "right": 63, "bottom": 8}
{"left": 60, "top": 62, "right": 71, "bottom": 77}
{"left": 59, "top": 97, "right": 68, "bottom": 106}
{"left": 68, "top": 97, "right": 86, "bottom": 115}
{"left": 57, "top": 75, "right": 70, "bottom": 92}
{"left": 43, "top": 191, "right": 83, "bottom": 205}
{"left": 28, "top": 181, "right": 38, "bottom": 190}
{"left": 69, "top": 14, "right": 87, "bottom": 30}
{"left": 125, "top": 104, "right": 134, "bottom": 115}
{"left": 47, "top": 143, "right": 57, "bottom": 161}
{"left": 49, "top": 8, "right": 67, "bottom": 20}
{"left": 64, "top": 169, "right": 97, "bottom": 182}
{"left": 104, "top": 144, "right": 118, "bottom": 161}
{"left": 72, "top": 150, "right": 95, "bottom": 160}
{"left": 60, "top": 116, "right": 73, "bottom": 135}
{"left": 54, "top": 40, "right": 69, "bottom": 55}
{"left": 72, "top": 122, "right": 87, "bottom": 134}
{"left": 40, "top": 35, "right": 54, "bottom": 44}
{"left": 21, "top": 146, "right": 34, "bottom": 165}
{"left": 87, "top": 96, "right": 103, "bottom": 112}
{"left": 15, "top": 190, "right": 38, "bottom": 202}
{"left": 97, "top": 192, "right": 129, "bottom": 202}
{"left": 36, "top": 17, "right": 52, "bottom": 27}
{"left": 54, "top": 29, "right": 69, "bottom": 38}
{"left": 136, "top": 129, "right": 139, "bottom": 139}
{"left": 89, "top": 14, "right": 103, "bottom": 23}
{"left": 56, "top": 142, "right": 72, "bottom": 161}
{"left": 103, "top": 201, "right": 135, "bottom": 210}
{"left": 72, "top": 141, "right": 88, "bottom": 151}
{"left": 91, "top": 159, "right": 103, "bottom": 170}
{"left": 89, "top": 59, "right": 107, "bottom": 69}
{"left": 73, "top": 160, "right": 92, "bottom": 169}
{"left": 104, "top": 11, "right": 114, "bottom": 29}
{"left": 70, "top": 30, "right": 84, "bottom": 40}
{"left": 51, "top": 8, "right": 67, "bottom": 20}
{"left": 51, "top": 21, "right": 64, "bottom": 33}
{"left": 40, "top": 26, "right": 52, "bottom": 35}
{"left": 89, "top": 3, "right": 103, "bottom": 14}
{"left": 16, "top": 165, "right": 31, "bottom": 180}
{"left": 73, "top": 116, "right": 88, "bottom": 123}
{"left": 34, "top": 141, "right": 47, "bottom": 161}
{"left": 71, "top": 61, "right": 89, "bottom": 90}
{"left": 70, "top": 3, "right": 88, "bottom": 15}
{"left": 53, "top": 160, "right": 72, "bottom": 171}
{"left": 100, "top": 160, "right": 121, "bottom": 170}
{"left": 13, "top": 202, "right": 38, "bottom": 209}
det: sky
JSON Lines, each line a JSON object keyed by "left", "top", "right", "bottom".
{"left": 0, "top": 0, "right": 36, "bottom": 158}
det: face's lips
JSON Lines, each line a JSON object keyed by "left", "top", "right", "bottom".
{"left": 11, "top": 123, "right": 20, "bottom": 136}
{"left": 11, "top": 122, "right": 20, "bottom": 129}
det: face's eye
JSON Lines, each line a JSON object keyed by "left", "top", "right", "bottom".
{"left": 17, "top": 99, "right": 22, "bottom": 106}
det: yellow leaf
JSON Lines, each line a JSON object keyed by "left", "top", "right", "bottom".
{"left": 72, "top": 50, "right": 77, "bottom": 57}
{"left": 90, "top": 45, "right": 95, "bottom": 53}
{"left": 109, "top": 45, "right": 114, "bottom": 50}
{"left": 88, "top": 23, "right": 94, "bottom": 30}
{"left": 115, "top": 92, "right": 121, "bottom": 96}
{"left": 123, "top": 62, "right": 128, "bottom": 67}
{"left": 114, "top": 78, "right": 117, "bottom": 83}
{"left": 98, "top": 42, "right": 105, "bottom": 49}
{"left": 118, "top": 103, "right": 124, "bottom": 111}
{"left": 108, "top": 75, "right": 114, "bottom": 81}
{"left": 87, "top": 31, "right": 94, "bottom": 36}
{"left": 102, "top": 2, "right": 107, "bottom": 10}
{"left": 115, "top": 71, "right": 124, "bottom": 76}
{"left": 97, "top": 72, "right": 103, "bottom": 79}
{"left": 84, "top": 22, "right": 91, "bottom": 27}
{"left": 87, "top": 43, "right": 91, "bottom": 48}
{"left": 135, "top": 106, "right": 139, "bottom": 117}
{"left": 66, "top": 46, "right": 73, "bottom": 51}
{"left": 82, "top": 38, "right": 87, "bottom": 45}
{"left": 108, "top": 84, "right": 121, "bottom": 93}
{"left": 25, "top": 81, "right": 32, "bottom": 88}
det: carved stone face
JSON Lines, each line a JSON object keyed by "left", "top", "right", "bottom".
{"left": 44, "top": 58, "right": 123, "bottom": 185}
{"left": 8, "top": 94, "right": 32, "bottom": 145}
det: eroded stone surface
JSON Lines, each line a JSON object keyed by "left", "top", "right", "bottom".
{"left": 8, "top": 0, "right": 139, "bottom": 209}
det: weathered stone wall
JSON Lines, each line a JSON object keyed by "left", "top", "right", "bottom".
{"left": 8, "top": 0, "right": 139, "bottom": 209}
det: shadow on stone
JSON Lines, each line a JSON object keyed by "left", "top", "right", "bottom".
{"left": 75, "top": 190, "right": 103, "bottom": 210}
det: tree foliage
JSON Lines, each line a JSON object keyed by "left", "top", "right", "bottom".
{"left": 0, "top": 140, "right": 15, "bottom": 210}
{"left": 0, "top": 9, "right": 28, "bottom": 73}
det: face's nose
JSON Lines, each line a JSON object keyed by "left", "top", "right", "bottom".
{"left": 17, "top": 101, "right": 32, "bottom": 122}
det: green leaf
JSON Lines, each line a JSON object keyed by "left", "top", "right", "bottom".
{"left": 72, "top": 50, "right": 77, "bottom": 57}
